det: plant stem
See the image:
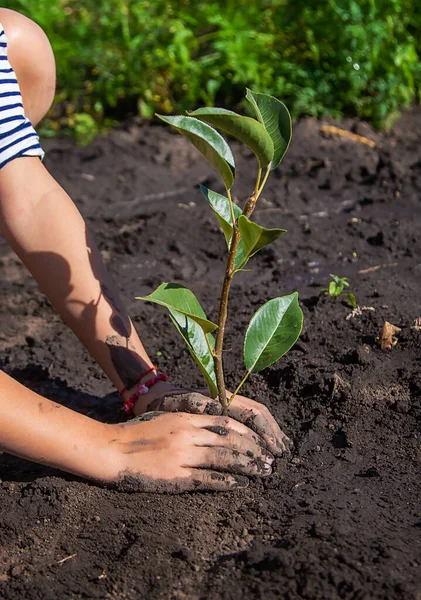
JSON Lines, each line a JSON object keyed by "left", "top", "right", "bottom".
{"left": 204, "top": 331, "right": 214, "bottom": 361}
{"left": 213, "top": 165, "right": 272, "bottom": 415}
{"left": 258, "top": 164, "right": 271, "bottom": 194}
{"left": 228, "top": 368, "right": 253, "bottom": 405}
{"left": 224, "top": 164, "right": 272, "bottom": 405}
{"left": 227, "top": 188, "right": 236, "bottom": 227}
{"left": 254, "top": 167, "right": 262, "bottom": 194}
{"left": 243, "top": 164, "right": 271, "bottom": 218}
{"left": 213, "top": 224, "right": 241, "bottom": 415}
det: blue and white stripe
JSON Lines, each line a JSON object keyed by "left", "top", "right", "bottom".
{"left": 0, "top": 26, "right": 44, "bottom": 170}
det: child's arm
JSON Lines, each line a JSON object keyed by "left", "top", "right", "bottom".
{"left": 0, "top": 157, "right": 152, "bottom": 393}
{"left": 0, "top": 369, "right": 273, "bottom": 490}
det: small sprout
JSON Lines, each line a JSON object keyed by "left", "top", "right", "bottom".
{"left": 321, "top": 274, "right": 357, "bottom": 309}
{"left": 155, "top": 351, "right": 163, "bottom": 357}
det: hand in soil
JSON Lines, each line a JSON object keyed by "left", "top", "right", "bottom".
{"left": 132, "top": 381, "right": 291, "bottom": 458}
{"left": 111, "top": 411, "right": 274, "bottom": 493}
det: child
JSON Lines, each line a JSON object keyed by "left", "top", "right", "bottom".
{"left": 0, "top": 8, "right": 291, "bottom": 492}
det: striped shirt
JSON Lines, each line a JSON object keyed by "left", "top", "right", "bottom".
{"left": 0, "top": 25, "right": 44, "bottom": 170}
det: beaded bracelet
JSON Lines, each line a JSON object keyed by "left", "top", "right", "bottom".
{"left": 118, "top": 365, "right": 157, "bottom": 397}
{"left": 123, "top": 373, "right": 168, "bottom": 414}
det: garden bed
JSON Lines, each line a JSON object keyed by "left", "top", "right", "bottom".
{"left": 0, "top": 109, "right": 420, "bottom": 599}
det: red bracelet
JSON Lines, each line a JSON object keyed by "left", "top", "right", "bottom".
{"left": 118, "top": 365, "right": 157, "bottom": 397}
{"left": 123, "top": 373, "right": 168, "bottom": 414}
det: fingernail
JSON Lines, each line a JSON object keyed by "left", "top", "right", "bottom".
{"left": 263, "top": 462, "right": 272, "bottom": 473}
{"left": 263, "top": 450, "right": 275, "bottom": 464}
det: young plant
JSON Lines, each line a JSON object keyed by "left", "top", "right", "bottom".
{"left": 321, "top": 274, "right": 357, "bottom": 308}
{"left": 137, "top": 89, "right": 304, "bottom": 414}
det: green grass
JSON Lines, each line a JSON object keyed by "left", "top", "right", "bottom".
{"left": 8, "top": 0, "right": 421, "bottom": 139}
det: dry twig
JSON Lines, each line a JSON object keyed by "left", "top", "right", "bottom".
{"left": 359, "top": 263, "right": 398, "bottom": 275}
{"left": 56, "top": 554, "right": 77, "bottom": 565}
{"left": 320, "top": 125, "right": 376, "bottom": 148}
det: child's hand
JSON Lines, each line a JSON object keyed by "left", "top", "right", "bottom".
{"left": 108, "top": 411, "right": 274, "bottom": 492}
{"left": 132, "top": 381, "right": 292, "bottom": 458}
{"left": 0, "top": 368, "right": 274, "bottom": 491}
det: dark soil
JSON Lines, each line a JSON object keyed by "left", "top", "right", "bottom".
{"left": 1, "top": 110, "right": 420, "bottom": 599}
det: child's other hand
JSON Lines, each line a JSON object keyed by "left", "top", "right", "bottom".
{"left": 132, "top": 381, "right": 292, "bottom": 458}
{"left": 109, "top": 411, "right": 274, "bottom": 492}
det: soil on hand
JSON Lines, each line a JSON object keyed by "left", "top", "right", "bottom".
{"left": 0, "top": 110, "right": 420, "bottom": 599}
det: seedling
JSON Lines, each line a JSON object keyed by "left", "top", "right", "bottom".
{"left": 137, "top": 89, "right": 304, "bottom": 414}
{"left": 321, "top": 274, "right": 357, "bottom": 309}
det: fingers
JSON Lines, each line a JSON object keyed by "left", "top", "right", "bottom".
{"left": 185, "top": 446, "right": 273, "bottom": 477}
{"left": 197, "top": 413, "right": 268, "bottom": 447}
{"left": 187, "top": 412, "right": 275, "bottom": 458}
{"left": 227, "top": 400, "right": 293, "bottom": 457}
{"left": 189, "top": 414, "right": 276, "bottom": 475}
{"left": 196, "top": 423, "right": 273, "bottom": 464}
{"left": 130, "top": 391, "right": 292, "bottom": 468}
{"left": 143, "top": 391, "right": 293, "bottom": 458}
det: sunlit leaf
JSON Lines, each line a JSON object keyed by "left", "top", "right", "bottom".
{"left": 169, "top": 310, "right": 218, "bottom": 398}
{"left": 190, "top": 107, "right": 274, "bottom": 168}
{"left": 246, "top": 89, "right": 292, "bottom": 169}
{"left": 156, "top": 114, "right": 235, "bottom": 189}
{"left": 234, "top": 215, "right": 286, "bottom": 269}
{"left": 137, "top": 283, "right": 218, "bottom": 333}
{"left": 200, "top": 185, "right": 241, "bottom": 247}
{"left": 244, "top": 293, "right": 303, "bottom": 372}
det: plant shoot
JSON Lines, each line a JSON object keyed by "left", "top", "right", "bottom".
{"left": 138, "top": 89, "right": 304, "bottom": 414}
{"left": 321, "top": 274, "right": 357, "bottom": 309}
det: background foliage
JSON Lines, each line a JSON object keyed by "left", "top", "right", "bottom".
{"left": 7, "top": 0, "right": 421, "bottom": 137}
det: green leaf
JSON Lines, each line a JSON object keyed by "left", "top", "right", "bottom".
{"left": 330, "top": 274, "right": 349, "bottom": 289}
{"left": 234, "top": 215, "right": 286, "bottom": 270}
{"left": 328, "top": 275, "right": 349, "bottom": 297}
{"left": 169, "top": 309, "right": 218, "bottom": 398}
{"left": 156, "top": 114, "right": 235, "bottom": 189}
{"left": 244, "top": 293, "right": 303, "bottom": 373}
{"left": 329, "top": 281, "right": 338, "bottom": 296}
{"left": 189, "top": 107, "right": 274, "bottom": 168}
{"left": 347, "top": 293, "right": 357, "bottom": 309}
{"left": 245, "top": 89, "right": 292, "bottom": 170}
{"left": 137, "top": 283, "right": 217, "bottom": 333}
{"left": 200, "top": 185, "right": 241, "bottom": 247}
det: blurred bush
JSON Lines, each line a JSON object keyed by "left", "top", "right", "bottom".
{"left": 7, "top": 0, "right": 421, "bottom": 136}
